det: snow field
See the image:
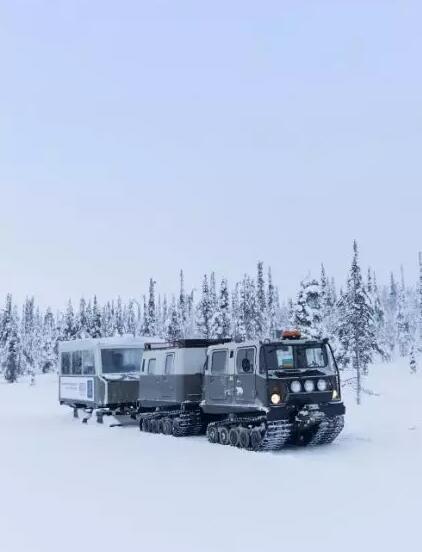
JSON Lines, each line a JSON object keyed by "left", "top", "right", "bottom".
{"left": 0, "top": 361, "right": 421, "bottom": 552}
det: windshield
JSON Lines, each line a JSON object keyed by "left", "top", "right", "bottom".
{"left": 101, "top": 348, "right": 142, "bottom": 374}
{"left": 263, "top": 343, "right": 335, "bottom": 374}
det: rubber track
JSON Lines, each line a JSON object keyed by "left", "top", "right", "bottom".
{"left": 307, "top": 415, "right": 345, "bottom": 446}
{"left": 207, "top": 416, "right": 293, "bottom": 452}
{"left": 140, "top": 410, "right": 204, "bottom": 437}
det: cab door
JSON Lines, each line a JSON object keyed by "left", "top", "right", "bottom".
{"left": 234, "top": 347, "right": 257, "bottom": 404}
{"left": 204, "top": 349, "right": 232, "bottom": 404}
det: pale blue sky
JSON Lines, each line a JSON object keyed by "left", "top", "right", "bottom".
{"left": 0, "top": 1, "right": 421, "bottom": 306}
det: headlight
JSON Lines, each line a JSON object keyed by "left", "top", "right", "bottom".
{"left": 270, "top": 393, "right": 281, "bottom": 405}
{"left": 290, "top": 380, "right": 301, "bottom": 393}
{"left": 317, "top": 379, "right": 328, "bottom": 392}
{"left": 304, "top": 380, "right": 315, "bottom": 393}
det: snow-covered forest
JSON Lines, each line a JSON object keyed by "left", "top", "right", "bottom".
{"left": 1, "top": 242, "right": 421, "bottom": 392}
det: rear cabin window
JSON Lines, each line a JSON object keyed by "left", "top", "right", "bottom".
{"left": 82, "top": 350, "right": 95, "bottom": 375}
{"left": 211, "top": 351, "right": 227, "bottom": 375}
{"left": 61, "top": 353, "right": 71, "bottom": 374}
{"left": 236, "top": 348, "right": 255, "bottom": 374}
{"left": 101, "top": 349, "right": 142, "bottom": 374}
{"left": 165, "top": 354, "right": 175, "bottom": 375}
{"left": 148, "top": 359, "right": 156, "bottom": 375}
{"left": 72, "top": 351, "right": 83, "bottom": 375}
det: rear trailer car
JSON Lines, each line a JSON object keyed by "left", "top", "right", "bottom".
{"left": 59, "top": 337, "right": 153, "bottom": 422}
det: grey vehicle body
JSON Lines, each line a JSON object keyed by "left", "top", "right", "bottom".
{"left": 138, "top": 339, "right": 228, "bottom": 408}
{"left": 202, "top": 338, "right": 344, "bottom": 420}
{"left": 59, "top": 337, "right": 152, "bottom": 410}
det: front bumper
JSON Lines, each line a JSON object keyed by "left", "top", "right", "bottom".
{"left": 267, "top": 400, "right": 345, "bottom": 421}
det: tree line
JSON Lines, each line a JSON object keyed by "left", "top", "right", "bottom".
{"left": 1, "top": 242, "right": 421, "bottom": 399}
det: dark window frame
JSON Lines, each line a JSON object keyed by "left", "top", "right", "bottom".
{"left": 236, "top": 347, "right": 256, "bottom": 374}
{"left": 61, "top": 352, "right": 71, "bottom": 375}
{"left": 164, "top": 353, "right": 175, "bottom": 375}
{"left": 72, "top": 351, "right": 83, "bottom": 375}
{"left": 82, "top": 350, "right": 95, "bottom": 375}
{"left": 148, "top": 358, "right": 157, "bottom": 375}
{"left": 211, "top": 350, "right": 228, "bottom": 375}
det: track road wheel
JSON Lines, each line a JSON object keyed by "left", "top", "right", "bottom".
{"left": 150, "top": 419, "right": 159, "bottom": 433}
{"left": 162, "top": 418, "right": 173, "bottom": 435}
{"left": 207, "top": 425, "right": 219, "bottom": 444}
{"left": 229, "top": 427, "right": 240, "bottom": 447}
{"left": 239, "top": 427, "right": 250, "bottom": 449}
{"left": 250, "top": 428, "right": 263, "bottom": 451}
{"left": 218, "top": 426, "right": 230, "bottom": 445}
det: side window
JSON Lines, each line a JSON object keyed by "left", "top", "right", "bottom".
{"left": 236, "top": 348, "right": 255, "bottom": 374}
{"left": 165, "top": 354, "right": 175, "bottom": 375}
{"left": 61, "top": 353, "right": 71, "bottom": 375}
{"left": 82, "top": 350, "right": 95, "bottom": 375}
{"left": 148, "top": 359, "right": 156, "bottom": 375}
{"left": 211, "top": 350, "right": 227, "bottom": 375}
{"left": 72, "top": 351, "right": 82, "bottom": 375}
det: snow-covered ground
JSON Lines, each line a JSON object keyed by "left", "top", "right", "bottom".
{"left": 0, "top": 362, "right": 421, "bottom": 552}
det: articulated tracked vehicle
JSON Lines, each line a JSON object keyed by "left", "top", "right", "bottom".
{"left": 138, "top": 331, "right": 345, "bottom": 451}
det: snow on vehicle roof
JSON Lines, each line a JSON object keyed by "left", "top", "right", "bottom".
{"left": 58, "top": 335, "right": 164, "bottom": 352}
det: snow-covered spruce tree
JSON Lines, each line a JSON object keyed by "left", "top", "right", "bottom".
{"left": 196, "top": 275, "right": 213, "bottom": 339}
{"left": 396, "top": 278, "right": 412, "bottom": 357}
{"left": 177, "top": 270, "right": 187, "bottom": 338}
{"left": 185, "top": 290, "right": 196, "bottom": 338}
{"left": 320, "top": 265, "right": 338, "bottom": 344}
{"left": 256, "top": 261, "right": 267, "bottom": 338}
{"left": 231, "top": 283, "right": 241, "bottom": 341}
{"left": 370, "top": 272, "right": 390, "bottom": 361}
{"left": 125, "top": 299, "right": 137, "bottom": 337}
{"left": 101, "top": 302, "right": 113, "bottom": 337}
{"left": 40, "top": 308, "right": 57, "bottom": 373}
{"left": 148, "top": 279, "right": 158, "bottom": 336}
{"left": 167, "top": 297, "right": 182, "bottom": 341}
{"left": 62, "top": 300, "right": 77, "bottom": 341}
{"left": 211, "top": 278, "right": 231, "bottom": 340}
{"left": 238, "top": 275, "right": 258, "bottom": 341}
{"left": 267, "top": 267, "right": 277, "bottom": 338}
{"left": 113, "top": 297, "right": 124, "bottom": 336}
{"left": 159, "top": 295, "right": 169, "bottom": 339}
{"left": 142, "top": 280, "right": 157, "bottom": 337}
{"left": 336, "top": 241, "right": 378, "bottom": 404}
{"left": 292, "top": 276, "right": 323, "bottom": 339}
{"left": 76, "top": 298, "right": 89, "bottom": 339}
{"left": 90, "top": 295, "right": 102, "bottom": 338}
{"left": 0, "top": 296, "right": 20, "bottom": 383}
{"left": 209, "top": 272, "right": 218, "bottom": 320}
{"left": 409, "top": 344, "right": 417, "bottom": 374}
{"left": 20, "top": 297, "right": 37, "bottom": 377}
{"left": 384, "top": 272, "right": 398, "bottom": 355}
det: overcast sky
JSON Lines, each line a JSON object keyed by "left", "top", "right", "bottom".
{"left": 0, "top": 1, "right": 421, "bottom": 307}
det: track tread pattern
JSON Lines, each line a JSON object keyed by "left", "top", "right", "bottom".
{"left": 207, "top": 416, "right": 293, "bottom": 452}
{"left": 307, "top": 415, "right": 345, "bottom": 446}
{"left": 140, "top": 409, "right": 204, "bottom": 437}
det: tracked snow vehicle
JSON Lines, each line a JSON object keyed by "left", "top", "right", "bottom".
{"left": 138, "top": 332, "right": 345, "bottom": 451}
{"left": 203, "top": 330, "right": 345, "bottom": 450}
{"left": 59, "top": 337, "right": 151, "bottom": 423}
